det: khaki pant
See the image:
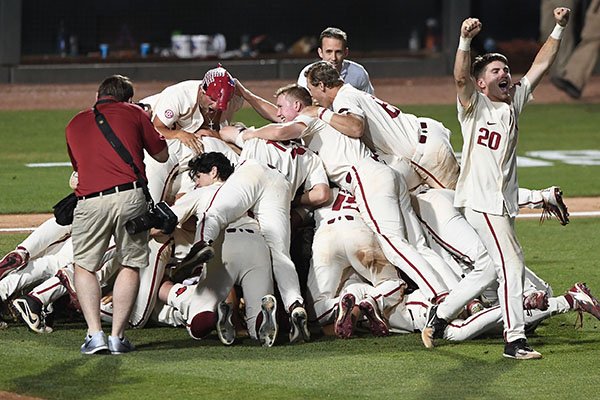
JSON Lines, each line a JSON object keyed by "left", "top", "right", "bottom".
{"left": 563, "top": 0, "right": 600, "bottom": 90}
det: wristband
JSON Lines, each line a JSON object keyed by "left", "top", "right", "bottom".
{"left": 550, "top": 24, "right": 564, "bottom": 40}
{"left": 318, "top": 107, "right": 334, "bottom": 124}
{"left": 458, "top": 36, "right": 472, "bottom": 52}
{"left": 234, "top": 129, "right": 246, "bottom": 148}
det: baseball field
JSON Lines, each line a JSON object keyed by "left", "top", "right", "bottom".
{"left": 1, "top": 76, "right": 599, "bottom": 400}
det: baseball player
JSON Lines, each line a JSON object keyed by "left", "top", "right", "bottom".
{"left": 186, "top": 137, "right": 330, "bottom": 344}
{"left": 226, "top": 82, "right": 455, "bottom": 303}
{"left": 0, "top": 217, "right": 71, "bottom": 279}
{"left": 306, "top": 188, "right": 406, "bottom": 338}
{"left": 139, "top": 65, "right": 241, "bottom": 204}
{"left": 387, "top": 281, "right": 600, "bottom": 341}
{"left": 297, "top": 27, "right": 374, "bottom": 94}
{"left": 303, "top": 61, "right": 459, "bottom": 191}
{"left": 155, "top": 152, "right": 277, "bottom": 346}
{"left": 423, "top": 7, "right": 572, "bottom": 360}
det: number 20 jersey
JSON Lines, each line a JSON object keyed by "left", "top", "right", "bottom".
{"left": 454, "top": 77, "right": 533, "bottom": 217}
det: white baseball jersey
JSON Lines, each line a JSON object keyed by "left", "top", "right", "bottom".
{"left": 333, "top": 83, "right": 420, "bottom": 159}
{"left": 454, "top": 78, "right": 533, "bottom": 217}
{"left": 294, "top": 114, "right": 373, "bottom": 190}
{"left": 298, "top": 59, "right": 374, "bottom": 94}
{"left": 332, "top": 84, "right": 459, "bottom": 189}
{"left": 239, "top": 137, "right": 329, "bottom": 196}
{"left": 286, "top": 115, "right": 452, "bottom": 302}
{"left": 141, "top": 85, "right": 241, "bottom": 203}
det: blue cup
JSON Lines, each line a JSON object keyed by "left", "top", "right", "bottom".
{"left": 99, "top": 44, "right": 109, "bottom": 59}
{"left": 140, "top": 43, "right": 150, "bottom": 58}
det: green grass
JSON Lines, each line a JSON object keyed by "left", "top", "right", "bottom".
{"left": 0, "top": 104, "right": 599, "bottom": 213}
{"left": 1, "top": 218, "right": 600, "bottom": 399}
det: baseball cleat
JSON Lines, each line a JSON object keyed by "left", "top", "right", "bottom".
{"left": 334, "top": 293, "right": 356, "bottom": 339}
{"left": 541, "top": 186, "right": 569, "bottom": 226}
{"left": 216, "top": 301, "right": 236, "bottom": 346}
{"left": 523, "top": 290, "right": 549, "bottom": 311}
{"left": 258, "top": 295, "right": 278, "bottom": 347}
{"left": 108, "top": 335, "right": 136, "bottom": 354}
{"left": 566, "top": 282, "right": 600, "bottom": 321}
{"left": 81, "top": 331, "right": 109, "bottom": 355}
{"left": 503, "top": 338, "right": 542, "bottom": 360}
{"left": 0, "top": 247, "right": 30, "bottom": 279}
{"left": 421, "top": 304, "right": 448, "bottom": 349}
{"left": 169, "top": 241, "right": 214, "bottom": 283}
{"left": 56, "top": 267, "right": 81, "bottom": 312}
{"left": 358, "top": 296, "right": 389, "bottom": 337}
{"left": 12, "top": 295, "right": 52, "bottom": 334}
{"left": 289, "top": 304, "right": 310, "bottom": 344}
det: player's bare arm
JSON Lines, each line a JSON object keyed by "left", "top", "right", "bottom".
{"left": 298, "top": 183, "right": 331, "bottom": 208}
{"left": 300, "top": 105, "right": 364, "bottom": 138}
{"left": 150, "top": 147, "right": 169, "bottom": 163}
{"left": 153, "top": 117, "right": 204, "bottom": 154}
{"left": 247, "top": 121, "right": 306, "bottom": 141}
{"left": 235, "top": 79, "right": 279, "bottom": 122}
{"left": 454, "top": 18, "right": 482, "bottom": 108}
{"left": 523, "top": 7, "right": 570, "bottom": 91}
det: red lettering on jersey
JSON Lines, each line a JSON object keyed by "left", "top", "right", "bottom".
{"left": 372, "top": 97, "right": 400, "bottom": 119}
{"left": 175, "top": 286, "right": 188, "bottom": 297}
{"left": 476, "top": 127, "right": 501, "bottom": 150}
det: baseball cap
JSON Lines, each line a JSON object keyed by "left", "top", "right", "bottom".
{"left": 202, "top": 65, "right": 235, "bottom": 111}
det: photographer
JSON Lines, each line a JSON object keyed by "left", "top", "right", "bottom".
{"left": 66, "top": 75, "right": 168, "bottom": 354}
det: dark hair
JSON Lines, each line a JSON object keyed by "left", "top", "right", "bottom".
{"left": 320, "top": 27, "right": 347, "bottom": 48}
{"left": 97, "top": 75, "right": 134, "bottom": 102}
{"left": 275, "top": 84, "right": 312, "bottom": 106}
{"left": 305, "top": 61, "right": 344, "bottom": 89}
{"left": 472, "top": 53, "right": 509, "bottom": 79}
{"left": 188, "top": 152, "right": 234, "bottom": 181}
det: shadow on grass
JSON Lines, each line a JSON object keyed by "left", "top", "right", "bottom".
{"left": 10, "top": 356, "right": 142, "bottom": 400}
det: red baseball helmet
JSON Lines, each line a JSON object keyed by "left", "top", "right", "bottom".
{"left": 202, "top": 65, "right": 235, "bottom": 111}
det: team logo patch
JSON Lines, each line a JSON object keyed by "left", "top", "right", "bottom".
{"left": 175, "top": 286, "right": 188, "bottom": 297}
{"left": 164, "top": 109, "right": 174, "bottom": 119}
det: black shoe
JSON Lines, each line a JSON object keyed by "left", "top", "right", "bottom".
{"left": 503, "top": 338, "right": 542, "bottom": 360}
{"left": 170, "top": 241, "right": 214, "bottom": 283}
{"left": 420, "top": 305, "right": 448, "bottom": 348}
{"left": 12, "top": 295, "right": 52, "bottom": 334}
{"left": 551, "top": 76, "right": 581, "bottom": 99}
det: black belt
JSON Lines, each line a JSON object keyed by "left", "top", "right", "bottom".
{"left": 77, "top": 182, "right": 139, "bottom": 200}
{"left": 225, "top": 228, "right": 256, "bottom": 234}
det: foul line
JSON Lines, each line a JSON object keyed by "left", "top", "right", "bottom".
{"left": 1, "top": 211, "right": 599, "bottom": 234}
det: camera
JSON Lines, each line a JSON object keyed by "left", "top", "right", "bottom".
{"left": 125, "top": 201, "right": 177, "bottom": 235}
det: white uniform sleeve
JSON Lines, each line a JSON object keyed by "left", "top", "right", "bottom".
{"left": 511, "top": 77, "right": 533, "bottom": 116}
{"left": 332, "top": 85, "right": 366, "bottom": 119}
{"left": 170, "top": 191, "right": 200, "bottom": 225}
{"left": 302, "top": 151, "right": 329, "bottom": 191}
{"left": 153, "top": 87, "right": 185, "bottom": 128}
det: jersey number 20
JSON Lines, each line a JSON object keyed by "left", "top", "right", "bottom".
{"left": 477, "top": 127, "right": 501, "bottom": 150}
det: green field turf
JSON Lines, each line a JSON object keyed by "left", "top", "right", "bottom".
{"left": 1, "top": 218, "right": 600, "bottom": 400}
{"left": 1, "top": 103, "right": 599, "bottom": 399}
{"left": 1, "top": 103, "right": 599, "bottom": 214}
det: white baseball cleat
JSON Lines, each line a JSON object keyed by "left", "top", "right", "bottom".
{"left": 12, "top": 295, "right": 53, "bottom": 334}
{"left": 541, "top": 186, "right": 569, "bottom": 225}
{"left": 289, "top": 303, "right": 310, "bottom": 344}
{"left": 216, "top": 301, "right": 236, "bottom": 346}
{"left": 566, "top": 282, "right": 600, "bottom": 322}
{"left": 258, "top": 295, "right": 278, "bottom": 347}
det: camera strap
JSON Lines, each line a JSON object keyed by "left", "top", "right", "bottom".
{"left": 93, "top": 100, "right": 154, "bottom": 206}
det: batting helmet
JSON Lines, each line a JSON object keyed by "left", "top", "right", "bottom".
{"left": 202, "top": 65, "right": 235, "bottom": 111}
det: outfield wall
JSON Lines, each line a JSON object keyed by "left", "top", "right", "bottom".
{"left": 2, "top": 54, "right": 448, "bottom": 84}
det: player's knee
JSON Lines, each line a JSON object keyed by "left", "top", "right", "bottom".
{"left": 188, "top": 311, "right": 217, "bottom": 339}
